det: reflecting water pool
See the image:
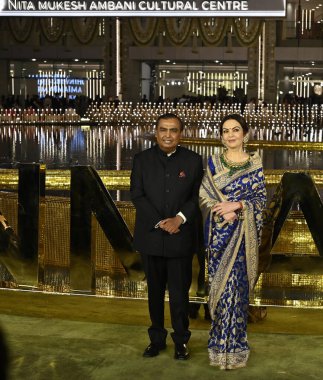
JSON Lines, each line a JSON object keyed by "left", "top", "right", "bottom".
{"left": 0, "top": 124, "right": 322, "bottom": 171}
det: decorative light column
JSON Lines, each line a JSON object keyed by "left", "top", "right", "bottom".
{"left": 116, "top": 17, "right": 122, "bottom": 99}
{"left": 258, "top": 23, "right": 265, "bottom": 101}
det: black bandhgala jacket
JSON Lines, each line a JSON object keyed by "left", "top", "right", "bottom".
{"left": 130, "top": 145, "right": 204, "bottom": 258}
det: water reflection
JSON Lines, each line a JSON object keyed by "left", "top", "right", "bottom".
{"left": 0, "top": 124, "right": 322, "bottom": 171}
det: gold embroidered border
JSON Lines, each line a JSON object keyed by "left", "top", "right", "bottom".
{"left": 209, "top": 348, "right": 249, "bottom": 369}
{"left": 208, "top": 222, "right": 245, "bottom": 319}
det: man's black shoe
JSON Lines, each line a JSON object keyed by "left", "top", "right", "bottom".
{"left": 174, "top": 344, "right": 190, "bottom": 360}
{"left": 143, "top": 343, "right": 166, "bottom": 357}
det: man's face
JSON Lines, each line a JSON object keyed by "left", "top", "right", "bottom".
{"left": 156, "top": 118, "right": 182, "bottom": 153}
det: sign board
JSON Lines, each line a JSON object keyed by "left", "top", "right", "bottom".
{"left": 0, "top": 0, "right": 286, "bottom": 17}
{"left": 33, "top": 73, "right": 86, "bottom": 97}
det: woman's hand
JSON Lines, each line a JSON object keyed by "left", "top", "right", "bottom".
{"left": 222, "top": 211, "right": 237, "bottom": 223}
{"left": 212, "top": 201, "right": 241, "bottom": 216}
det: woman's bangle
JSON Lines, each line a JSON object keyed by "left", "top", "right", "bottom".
{"left": 238, "top": 201, "right": 243, "bottom": 210}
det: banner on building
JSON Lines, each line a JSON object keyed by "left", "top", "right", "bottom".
{"left": 0, "top": 0, "right": 286, "bottom": 17}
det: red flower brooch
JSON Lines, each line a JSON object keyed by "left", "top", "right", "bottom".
{"left": 179, "top": 171, "right": 186, "bottom": 178}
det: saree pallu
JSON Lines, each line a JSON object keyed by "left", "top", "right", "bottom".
{"left": 199, "top": 152, "right": 267, "bottom": 369}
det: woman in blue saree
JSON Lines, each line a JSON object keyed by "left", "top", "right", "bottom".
{"left": 199, "top": 114, "right": 267, "bottom": 370}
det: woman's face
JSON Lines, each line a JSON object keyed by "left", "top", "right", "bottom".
{"left": 221, "top": 119, "right": 245, "bottom": 151}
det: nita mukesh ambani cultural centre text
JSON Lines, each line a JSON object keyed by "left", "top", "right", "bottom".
{"left": 1, "top": 0, "right": 287, "bottom": 16}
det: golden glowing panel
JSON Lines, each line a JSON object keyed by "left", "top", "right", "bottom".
{"left": 0, "top": 192, "right": 18, "bottom": 231}
{"left": 42, "top": 197, "right": 70, "bottom": 267}
{"left": 252, "top": 273, "right": 323, "bottom": 307}
{"left": 181, "top": 138, "right": 323, "bottom": 151}
{"left": 264, "top": 170, "right": 323, "bottom": 187}
{"left": 38, "top": 196, "right": 71, "bottom": 293}
{"left": 92, "top": 215, "right": 127, "bottom": 276}
{"left": 0, "top": 170, "right": 19, "bottom": 191}
{"left": 1, "top": 193, "right": 323, "bottom": 306}
{"left": 0, "top": 169, "right": 133, "bottom": 191}
{"left": 272, "top": 211, "right": 319, "bottom": 256}
{"left": 1, "top": 169, "right": 323, "bottom": 191}
{"left": 93, "top": 202, "right": 147, "bottom": 298}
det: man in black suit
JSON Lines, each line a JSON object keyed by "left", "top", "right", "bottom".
{"left": 130, "top": 113, "right": 204, "bottom": 360}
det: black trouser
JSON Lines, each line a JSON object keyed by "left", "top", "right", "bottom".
{"left": 141, "top": 253, "right": 193, "bottom": 346}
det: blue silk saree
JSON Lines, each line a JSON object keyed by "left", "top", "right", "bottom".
{"left": 199, "top": 152, "right": 267, "bottom": 369}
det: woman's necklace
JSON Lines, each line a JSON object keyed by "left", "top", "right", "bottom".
{"left": 220, "top": 152, "right": 251, "bottom": 176}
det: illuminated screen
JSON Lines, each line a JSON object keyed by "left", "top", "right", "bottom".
{"left": 0, "top": 0, "right": 286, "bottom": 17}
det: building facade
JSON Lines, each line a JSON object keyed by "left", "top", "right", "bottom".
{"left": 0, "top": 0, "right": 322, "bottom": 105}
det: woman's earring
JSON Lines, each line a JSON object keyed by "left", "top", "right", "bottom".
{"left": 221, "top": 138, "right": 227, "bottom": 150}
